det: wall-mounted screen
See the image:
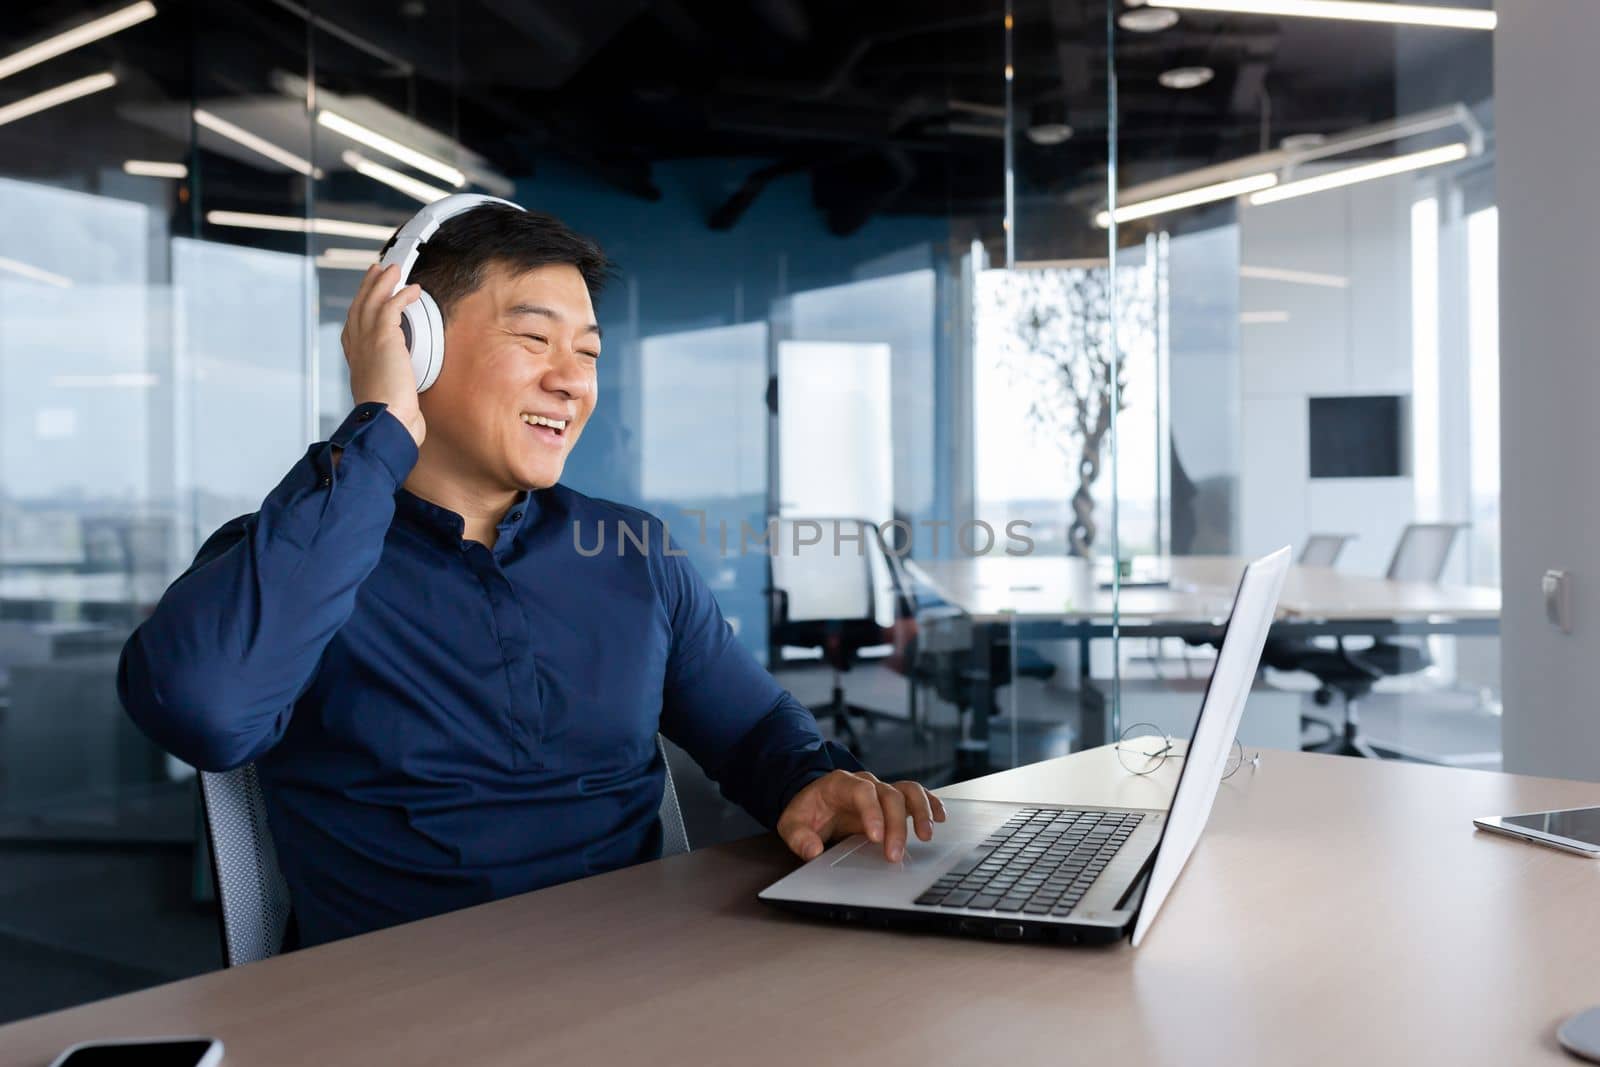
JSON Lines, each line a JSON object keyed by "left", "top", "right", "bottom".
{"left": 1308, "top": 395, "right": 1407, "bottom": 479}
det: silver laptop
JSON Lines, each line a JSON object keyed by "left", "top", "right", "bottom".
{"left": 760, "top": 546, "right": 1291, "bottom": 947}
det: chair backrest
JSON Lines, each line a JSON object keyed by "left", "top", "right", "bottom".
{"left": 199, "top": 736, "right": 691, "bottom": 967}
{"left": 1298, "top": 533, "right": 1355, "bottom": 568}
{"left": 769, "top": 517, "right": 877, "bottom": 625}
{"left": 1385, "top": 522, "right": 1465, "bottom": 582}
{"left": 197, "top": 763, "right": 291, "bottom": 969}
{"left": 656, "top": 739, "right": 691, "bottom": 859}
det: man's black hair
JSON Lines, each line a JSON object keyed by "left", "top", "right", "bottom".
{"left": 385, "top": 203, "right": 612, "bottom": 320}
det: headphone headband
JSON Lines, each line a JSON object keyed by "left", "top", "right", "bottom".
{"left": 377, "top": 193, "right": 526, "bottom": 393}
{"left": 380, "top": 193, "right": 525, "bottom": 291}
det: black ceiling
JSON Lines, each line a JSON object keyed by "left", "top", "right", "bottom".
{"left": 0, "top": 0, "right": 1495, "bottom": 237}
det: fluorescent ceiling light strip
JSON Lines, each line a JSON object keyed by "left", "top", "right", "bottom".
{"left": 1249, "top": 143, "right": 1470, "bottom": 205}
{"left": 205, "top": 210, "right": 394, "bottom": 241}
{"left": 1146, "top": 0, "right": 1495, "bottom": 31}
{"left": 314, "top": 255, "right": 376, "bottom": 271}
{"left": 315, "top": 247, "right": 379, "bottom": 270}
{"left": 318, "top": 110, "right": 466, "bottom": 188}
{"left": 1240, "top": 310, "right": 1291, "bottom": 324}
{"left": 194, "top": 108, "right": 322, "bottom": 178}
{"left": 123, "top": 159, "right": 187, "bottom": 178}
{"left": 1097, "top": 172, "right": 1277, "bottom": 226}
{"left": 1239, "top": 264, "right": 1349, "bottom": 288}
{"left": 0, "top": 71, "right": 116, "bottom": 128}
{"left": 0, "top": 1, "right": 157, "bottom": 83}
{"left": 0, "top": 255, "right": 72, "bottom": 287}
{"left": 319, "top": 247, "right": 379, "bottom": 263}
{"left": 342, "top": 150, "right": 449, "bottom": 204}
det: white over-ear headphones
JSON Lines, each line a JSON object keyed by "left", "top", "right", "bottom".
{"left": 379, "top": 192, "right": 526, "bottom": 392}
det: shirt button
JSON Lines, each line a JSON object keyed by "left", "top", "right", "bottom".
{"left": 509, "top": 511, "right": 523, "bottom": 522}
{"left": 357, "top": 409, "right": 375, "bottom": 422}
{"left": 317, "top": 474, "right": 332, "bottom": 489}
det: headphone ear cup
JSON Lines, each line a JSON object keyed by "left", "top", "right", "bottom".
{"left": 403, "top": 290, "right": 446, "bottom": 392}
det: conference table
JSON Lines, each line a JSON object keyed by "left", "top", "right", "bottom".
{"left": 2, "top": 745, "right": 1595, "bottom": 1066}
{"left": 905, "top": 555, "right": 1502, "bottom": 766}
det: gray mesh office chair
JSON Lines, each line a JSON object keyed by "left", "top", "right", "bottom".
{"left": 768, "top": 517, "right": 906, "bottom": 754}
{"left": 1299, "top": 533, "right": 1356, "bottom": 568}
{"left": 199, "top": 736, "right": 691, "bottom": 967}
{"left": 1268, "top": 522, "right": 1467, "bottom": 758}
{"left": 1385, "top": 522, "right": 1465, "bottom": 582}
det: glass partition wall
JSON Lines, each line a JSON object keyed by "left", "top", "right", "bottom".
{"left": 1100, "top": 1, "right": 1500, "bottom": 767}
{"left": 0, "top": 0, "right": 1502, "bottom": 1025}
{"left": 0, "top": 0, "right": 1032, "bottom": 1019}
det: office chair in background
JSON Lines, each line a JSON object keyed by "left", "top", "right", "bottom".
{"left": 1298, "top": 533, "right": 1356, "bottom": 568}
{"left": 1267, "top": 522, "right": 1467, "bottom": 759}
{"left": 198, "top": 738, "right": 691, "bottom": 966}
{"left": 767, "top": 518, "right": 910, "bottom": 755}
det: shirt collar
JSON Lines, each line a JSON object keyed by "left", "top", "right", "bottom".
{"left": 393, "top": 488, "right": 538, "bottom": 550}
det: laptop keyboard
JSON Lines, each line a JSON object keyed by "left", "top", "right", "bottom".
{"left": 913, "top": 808, "right": 1145, "bottom": 918}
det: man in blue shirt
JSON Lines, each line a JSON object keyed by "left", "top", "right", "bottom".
{"left": 118, "top": 204, "right": 944, "bottom": 947}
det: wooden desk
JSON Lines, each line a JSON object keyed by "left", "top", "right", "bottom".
{"left": 3, "top": 748, "right": 1598, "bottom": 1066}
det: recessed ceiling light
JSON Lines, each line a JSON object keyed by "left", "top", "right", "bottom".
{"left": 1119, "top": 7, "right": 1181, "bottom": 31}
{"left": 1025, "top": 100, "right": 1074, "bottom": 147}
{"left": 1159, "top": 66, "right": 1215, "bottom": 90}
{"left": 1026, "top": 123, "right": 1075, "bottom": 146}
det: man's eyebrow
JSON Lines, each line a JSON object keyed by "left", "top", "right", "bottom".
{"left": 505, "top": 303, "right": 602, "bottom": 340}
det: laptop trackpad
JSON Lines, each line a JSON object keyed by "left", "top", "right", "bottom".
{"left": 831, "top": 837, "right": 968, "bottom": 873}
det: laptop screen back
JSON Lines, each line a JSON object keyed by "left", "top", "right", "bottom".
{"left": 1130, "top": 547, "right": 1291, "bottom": 947}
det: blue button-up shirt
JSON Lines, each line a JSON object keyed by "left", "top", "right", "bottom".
{"left": 118, "top": 403, "right": 853, "bottom": 947}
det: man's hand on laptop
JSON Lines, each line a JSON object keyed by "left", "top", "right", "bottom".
{"left": 778, "top": 770, "right": 946, "bottom": 863}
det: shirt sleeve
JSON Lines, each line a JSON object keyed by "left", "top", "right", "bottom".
{"left": 117, "top": 403, "right": 418, "bottom": 771}
{"left": 654, "top": 528, "right": 863, "bottom": 829}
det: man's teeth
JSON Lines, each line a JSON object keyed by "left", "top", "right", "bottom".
{"left": 521, "top": 413, "right": 567, "bottom": 431}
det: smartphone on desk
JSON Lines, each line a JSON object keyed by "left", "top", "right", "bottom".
{"left": 48, "top": 1038, "right": 222, "bottom": 1067}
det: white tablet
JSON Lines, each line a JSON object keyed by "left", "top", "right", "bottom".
{"left": 1474, "top": 806, "right": 1600, "bottom": 857}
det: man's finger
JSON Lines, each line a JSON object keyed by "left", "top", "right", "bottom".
{"left": 781, "top": 823, "right": 826, "bottom": 862}
{"left": 837, "top": 773, "right": 883, "bottom": 844}
{"left": 383, "top": 283, "right": 422, "bottom": 315}
{"left": 896, "top": 781, "right": 935, "bottom": 842}
{"left": 364, "top": 264, "right": 405, "bottom": 316}
{"left": 930, "top": 790, "right": 948, "bottom": 822}
{"left": 345, "top": 267, "right": 379, "bottom": 327}
{"left": 876, "top": 781, "right": 909, "bottom": 862}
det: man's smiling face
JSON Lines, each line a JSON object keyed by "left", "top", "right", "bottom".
{"left": 418, "top": 261, "right": 601, "bottom": 492}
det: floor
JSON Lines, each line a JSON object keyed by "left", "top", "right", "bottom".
{"left": 0, "top": 662, "right": 1506, "bottom": 1027}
